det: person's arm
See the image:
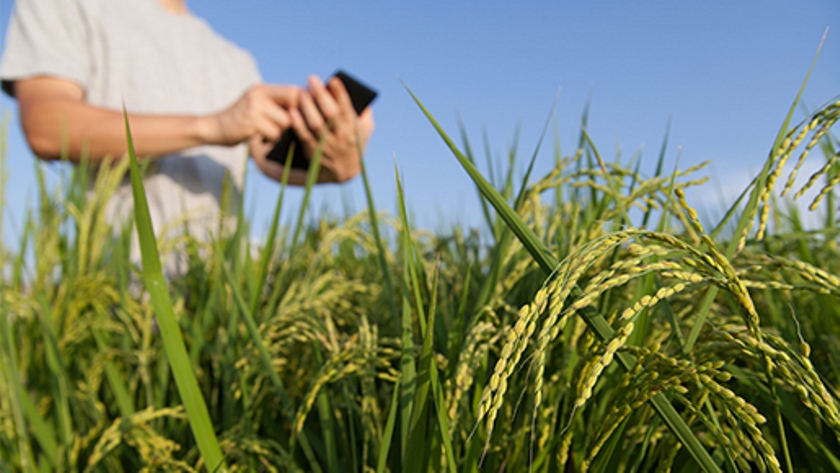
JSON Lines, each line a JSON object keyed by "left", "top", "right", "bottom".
{"left": 14, "top": 75, "right": 301, "bottom": 162}
{"left": 250, "top": 75, "right": 375, "bottom": 185}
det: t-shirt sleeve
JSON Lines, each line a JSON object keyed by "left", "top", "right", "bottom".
{"left": 0, "top": 0, "right": 90, "bottom": 96}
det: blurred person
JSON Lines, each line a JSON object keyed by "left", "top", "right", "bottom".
{"left": 0, "top": 0, "right": 374, "bottom": 269}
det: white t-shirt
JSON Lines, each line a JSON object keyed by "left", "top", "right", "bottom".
{"left": 0, "top": 0, "right": 262, "bottom": 255}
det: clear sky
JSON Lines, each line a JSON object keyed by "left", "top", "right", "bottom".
{"left": 0, "top": 1, "right": 838, "bottom": 243}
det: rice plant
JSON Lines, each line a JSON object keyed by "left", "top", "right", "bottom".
{"left": 0, "top": 81, "right": 838, "bottom": 472}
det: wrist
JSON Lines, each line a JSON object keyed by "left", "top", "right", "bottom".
{"left": 191, "top": 114, "right": 219, "bottom": 146}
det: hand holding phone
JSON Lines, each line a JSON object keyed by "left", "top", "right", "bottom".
{"left": 266, "top": 70, "right": 377, "bottom": 168}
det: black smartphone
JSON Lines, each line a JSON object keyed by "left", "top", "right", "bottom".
{"left": 266, "top": 70, "right": 377, "bottom": 169}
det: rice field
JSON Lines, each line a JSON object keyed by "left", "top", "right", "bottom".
{"left": 0, "top": 81, "right": 839, "bottom": 472}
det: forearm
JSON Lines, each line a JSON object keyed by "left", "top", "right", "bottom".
{"left": 21, "top": 97, "right": 213, "bottom": 162}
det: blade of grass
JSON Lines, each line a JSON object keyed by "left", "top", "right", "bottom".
{"left": 312, "top": 347, "right": 339, "bottom": 473}
{"left": 376, "top": 378, "right": 401, "bottom": 473}
{"left": 123, "top": 110, "right": 227, "bottom": 472}
{"left": 459, "top": 118, "right": 495, "bottom": 233}
{"left": 18, "top": 388, "right": 57, "bottom": 470}
{"left": 288, "top": 137, "right": 326, "bottom": 259}
{"left": 582, "top": 127, "right": 630, "bottom": 226}
{"left": 426, "top": 264, "right": 458, "bottom": 473}
{"left": 423, "top": 260, "right": 458, "bottom": 472}
{"left": 249, "top": 144, "right": 295, "bottom": 319}
{"left": 359, "top": 154, "right": 398, "bottom": 317}
{"left": 264, "top": 138, "right": 326, "bottom": 316}
{"left": 430, "top": 354, "right": 458, "bottom": 473}
{"left": 642, "top": 118, "right": 671, "bottom": 229}
{"left": 395, "top": 165, "right": 417, "bottom": 465}
{"left": 593, "top": 416, "right": 631, "bottom": 473}
{"left": 630, "top": 155, "right": 686, "bottom": 349}
{"left": 405, "top": 261, "right": 440, "bottom": 473}
{"left": 501, "top": 125, "right": 521, "bottom": 203}
{"left": 447, "top": 263, "right": 472, "bottom": 368}
{"left": 472, "top": 92, "right": 559, "bottom": 327}
{"left": 482, "top": 129, "right": 503, "bottom": 237}
{"left": 33, "top": 293, "right": 72, "bottom": 450}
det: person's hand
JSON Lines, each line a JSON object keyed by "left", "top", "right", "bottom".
{"left": 201, "top": 84, "right": 301, "bottom": 146}
{"left": 249, "top": 134, "right": 310, "bottom": 185}
{"left": 289, "top": 75, "right": 375, "bottom": 183}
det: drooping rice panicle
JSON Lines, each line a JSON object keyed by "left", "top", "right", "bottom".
{"left": 782, "top": 113, "right": 832, "bottom": 197}
{"left": 790, "top": 102, "right": 840, "bottom": 201}
{"left": 806, "top": 150, "right": 840, "bottom": 209}
{"left": 755, "top": 118, "right": 816, "bottom": 239}
{"left": 446, "top": 321, "right": 494, "bottom": 429}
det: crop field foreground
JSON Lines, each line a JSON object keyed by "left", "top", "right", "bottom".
{"left": 1, "top": 81, "right": 840, "bottom": 472}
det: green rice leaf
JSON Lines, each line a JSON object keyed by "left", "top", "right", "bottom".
{"left": 123, "top": 110, "right": 227, "bottom": 472}
{"left": 250, "top": 143, "right": 295, "bottom": 319}
{"left": 395, "top": 164, "right": 419, "bottom": 466}
{"left": 360, "top": 151, "right": 398, "bottom": 317}
{"left": 376, "top": 379, "right": 402, "bottom": 473}
{"left": 405, "top": 263, "right": 439, "bottom": 473}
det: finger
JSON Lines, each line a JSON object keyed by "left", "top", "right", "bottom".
{"left": 298, "top": 91, "right": 326, "bottom": 136}
{"left": 326, "top": 77, "right": 355, "bottom": 117}
{"left": 308, "top": 75, "right": 341, "bottom": 125}
{"left": 254, "top": 114, "right": 284, "bottom": 142}
{"left": 248, "top": 135, "right": 272, "bottom": 162}
{"left": 289, "top": 107, "right": 317, "bottom": 148}
{"left": 262, "top": 84, "right": 301, "bottom": 108}
{"left": 262, "top": 103, "right": 292, "bottom": 133}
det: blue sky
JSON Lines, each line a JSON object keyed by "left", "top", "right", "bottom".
{"left": 1, "top": 1, "right": 838, "bottom": 242}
